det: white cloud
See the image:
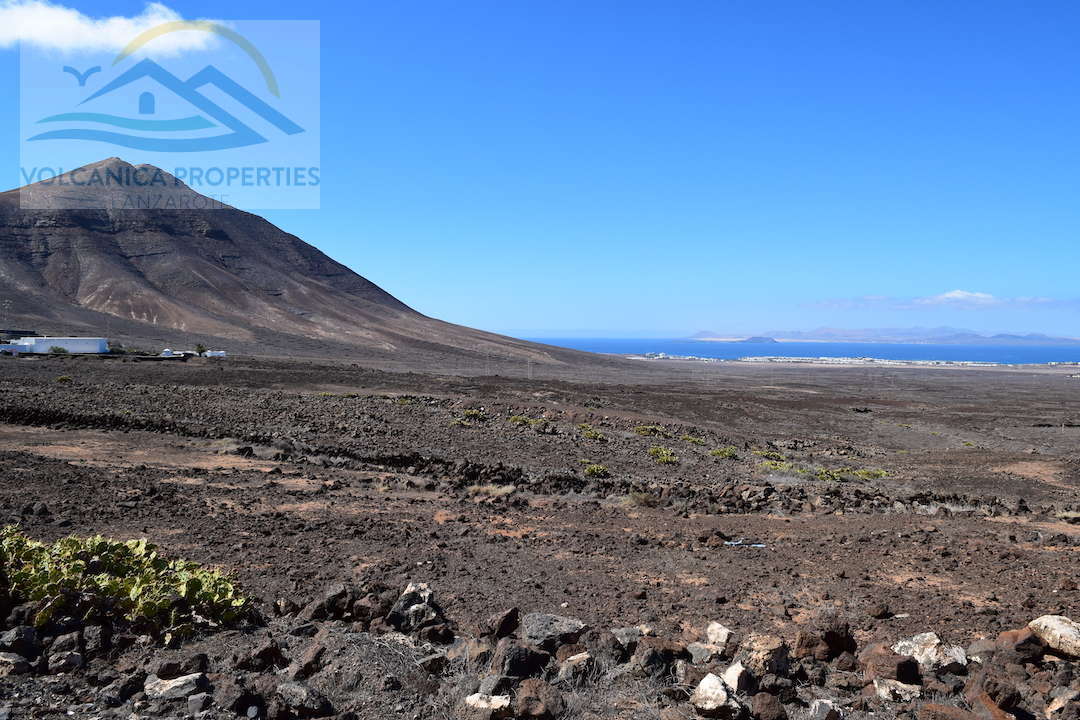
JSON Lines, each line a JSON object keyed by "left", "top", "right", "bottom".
{"left": 0, "top": 1, "right": 217, "bottom": 54}
{"left": 914, "top": 289, "right": 999, "bottom": 306}
{"left": 813, "top": 290, "right": 1064, "bottom": 311}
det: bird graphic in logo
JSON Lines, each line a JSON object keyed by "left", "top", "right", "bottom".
{"left": 62, "top": 66, "right": 101, "bottom": 87}
{"left": 28, "top": 22, "right": 303, "bottom": 153}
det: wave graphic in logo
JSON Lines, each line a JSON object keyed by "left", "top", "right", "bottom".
{"left": 28, "top": 59, "right": 304, "bottom": 153}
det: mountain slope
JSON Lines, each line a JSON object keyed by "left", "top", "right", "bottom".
{"left": 0, "top": 158, "right": 581, "bottom": 364}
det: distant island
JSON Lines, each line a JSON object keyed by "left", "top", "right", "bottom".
{"left": 689, "top": 332, "right": 778, "bottom": 343}
{"left": 690, "top": 327, "right": 1080, "bottom": 346}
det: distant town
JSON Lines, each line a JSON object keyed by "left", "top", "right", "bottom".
{"left": 630, "top": 351, "right": 1080, "bottom": 368}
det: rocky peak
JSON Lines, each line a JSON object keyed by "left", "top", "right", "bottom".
{"left": 6, "top": 157, "right": 220, "bottom": 212}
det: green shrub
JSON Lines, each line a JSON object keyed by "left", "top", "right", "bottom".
{"left": 583, "top": 464, "right": 610, "bottom": 478}
{"left": 462, "top": 409, "right": 488, "bottom": 421}
{"left": 578, "top": 423, "right": 606, "bottom": 441}
{"left": 815, "top": 467, "right": 844, "bottom": 482}
{"left": 710, "top": 446, "right": 738, "bottom": 460}
{"left": 647, "top": 446, "right": 679, "bottom": 465}
{"left": 0, "top": 527, "right": 250, "bottom": 636}
{"left": 752, "top": 449, "right": 785, "bottom": 461}
{"left": 853, "top": 468, "right": 888, "bottom": 480}
{"left": 634, "top": 425, "right": 671, "bottom": 438}
{"left": 760, "top": 460, "right": 796, "bottom": 473}
{"left": 48, "top": 346, "right": 69, "bottom": 354}
{"left": 681, "top": 434, "right": 706, "bottom": 446}
{"left": 54, "top": 375, "right": 73, "bottom": 384}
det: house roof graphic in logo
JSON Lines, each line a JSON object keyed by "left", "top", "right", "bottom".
{"left": 28, "top": 23, "right": 303, "bottom": 153}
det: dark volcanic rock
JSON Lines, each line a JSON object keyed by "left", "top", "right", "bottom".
{"left": 519, "top": 613, "right": 587, "bottom": 652}
{"left": 751, "top": 691, "right": 787, "bottom": 720}
{"left": 859, "top": 643, "right": 920, "bottom": 684}
{"left": 513, "top": 678, "right": 565, "bottom": 719}
{"left": 794, "top": 613, "right": 856, "bottom": 661}
{"left": 630, "top": 637, "right": 690, "bottom": 677}
{"left": 387, "top": 582, "right": 446, "bottom": 634}
{"left": 275, "top": 680, "right": 333, "bottom": 718}
{"left": 490, "top": 638, "right": 550, "bottom": 679}
{"left": 0, "top": 627, "right": 40, "bottom": 659}
{"left": 484, "top": 608, "right": 520, "bottom": 639}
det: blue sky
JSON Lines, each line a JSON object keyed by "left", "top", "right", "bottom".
{"left": 2, "top": 1, "right": 1079, "bottom": 338}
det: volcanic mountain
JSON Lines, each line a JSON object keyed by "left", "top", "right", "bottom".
{"left": 0, "top": 158, "right": 585, "bottom": 366}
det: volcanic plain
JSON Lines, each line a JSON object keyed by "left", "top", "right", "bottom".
{"left": 0, "top": 354, "right": 1078, "bottom": 719}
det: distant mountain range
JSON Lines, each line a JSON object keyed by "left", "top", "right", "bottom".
{"left": 691, "top": 327, "right": 1080, "bottom": 346}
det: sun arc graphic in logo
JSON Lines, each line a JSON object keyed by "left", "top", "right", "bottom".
{"left": 28, "top": 22, "right": 303, "bottom": 153}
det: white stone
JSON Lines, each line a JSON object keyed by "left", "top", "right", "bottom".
{"left": 891, "top": 632, "right": 966, "bottom": 671}
{"left": 691, "top": 673, "right": 743, "bottom": 718}
{"left": 873, "top": 678, "right": 922, "bottom": 702}
{"left": 721, "top": 661, "right": 752, "bottom": 693}
{"left": 706, "top": 621, "right": 732, "bottom": 646}
{"left": 144, "top": 672, "right": 208, "bottom": 700}
{"left": 463, "top": 693, "right": 511, "bottom": 718}
{"left": 809, "top": 698, "right": 843, "bottom": 720}
{"left": 1029, "top": 615, "right": 1080, "bottom": 658}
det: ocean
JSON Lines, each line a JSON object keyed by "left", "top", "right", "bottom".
{"left": 524, "top": 338, "right": 1080, "bottom": 365}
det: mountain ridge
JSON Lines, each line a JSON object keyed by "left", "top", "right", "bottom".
{"left": 0, "top": 157, "right": 594, "bottom": 366}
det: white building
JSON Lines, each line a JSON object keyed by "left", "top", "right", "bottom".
{"left": 0, "top": 336, "right": 109, "bottom": 354}
{"left": 160, "top": 348, "right": 227, "bottom": 358}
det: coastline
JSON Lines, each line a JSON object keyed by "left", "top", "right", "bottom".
{"left": 525, "top": 337, "right": 1080, "bottom": 368}
{"left": 691, "top": 336, "right": 1080, "bottom": 345}
{"left": 624, "top": 352, "right": 1080, "bottom": 370}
